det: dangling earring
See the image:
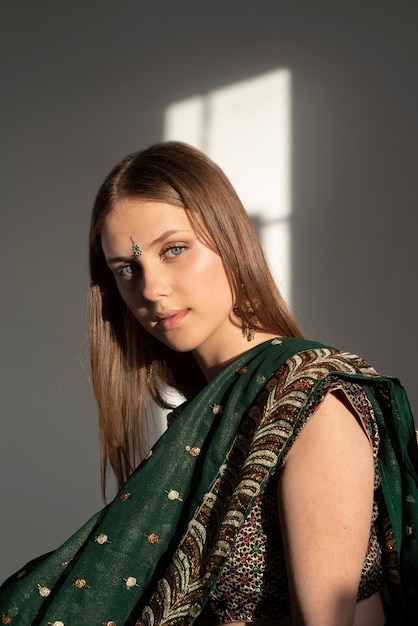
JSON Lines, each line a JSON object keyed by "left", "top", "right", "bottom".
{"left": 232, "top": 302, "right": 257, "bottom": 342}
{"left": 245, "top": 318, "right": 256, "bottom": 342}
{"left": 244, "top": 305, "right": 257, "bottom": 341}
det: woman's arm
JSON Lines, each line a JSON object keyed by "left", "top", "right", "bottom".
{"left": 277, "top": 392, "right": 375, "bottom": 626}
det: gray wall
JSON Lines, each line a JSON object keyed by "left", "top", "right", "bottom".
{"left": 1, "top": 1, "right": 417, "bottom": 582}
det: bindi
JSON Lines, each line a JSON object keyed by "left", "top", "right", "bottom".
{"left": 130, "top": 236, "right": 142, "bottom": 258}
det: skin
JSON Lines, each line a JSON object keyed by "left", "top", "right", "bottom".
{"left": 277, "top": 393, "right": 385, "bottom": 626}
{"left": 199, "top": 395, "right": 385, "bottom": 626}
{"left": 101, "top": 198, "right": 385, "bottom": 625}
{"left": 101, "top": 198, "right": 276, "bottom": 380}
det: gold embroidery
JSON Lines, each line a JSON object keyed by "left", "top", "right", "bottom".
{"left": 73, "top": 578, "right": 89, "bottom": 589}
{"left": 37, "top": 584, "right": 51, "bottom": 597}
{"left": 165, "top": 489, "right": 183, "bottom": 501}
{"left": 185, "top": 445, "right": 201, "bottom": 457}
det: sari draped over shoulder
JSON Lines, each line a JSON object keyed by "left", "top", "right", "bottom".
{"left": 1, "top": 338, "right": 417, "bottom": 625}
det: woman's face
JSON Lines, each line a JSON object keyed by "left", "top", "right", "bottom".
{"left": 101, "top": 198, "right": 247, "bottom": 374}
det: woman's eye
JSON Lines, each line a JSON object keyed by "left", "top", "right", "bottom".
{"left": 116, "top": 263, "right": 138, "bottom": 278}
{"left": 164, "top": 245, "right": 186, "bottom": 258}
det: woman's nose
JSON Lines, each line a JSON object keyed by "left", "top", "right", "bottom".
{"left": 140, "top": 264, "right": 172, "bottom": 302}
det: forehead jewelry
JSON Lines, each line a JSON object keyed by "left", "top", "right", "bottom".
{"left": 130, "top": 236, "right": 142, "bottom": 258}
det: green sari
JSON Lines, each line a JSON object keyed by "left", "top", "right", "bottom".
{"left": 1, "top": 338, "right": 417, "bottom": 625}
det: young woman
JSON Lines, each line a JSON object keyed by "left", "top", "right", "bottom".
{"left": 1, "top": 142, "right": 417, "bottom": 625}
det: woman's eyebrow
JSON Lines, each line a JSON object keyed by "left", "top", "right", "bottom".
{"left": 148, "top": 228, "right": 191, "bottom": 247}
{"left": 106, "top": 229, "right": 192, "bottom": 264}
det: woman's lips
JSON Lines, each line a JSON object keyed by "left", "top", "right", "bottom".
{"left": 157, "top": 310, "right": 189, "bottom": 330}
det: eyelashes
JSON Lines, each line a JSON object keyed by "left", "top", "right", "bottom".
{"left": 116, "top": 262, "right": 138, "bottom": 278}
{"left": 114, "top": 244, "right": 187, "bottom": 280}
{"left": 163, "top": 245, "right": 186, "bottom": 258}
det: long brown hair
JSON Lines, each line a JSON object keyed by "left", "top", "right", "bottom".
{"left": 89, "top": 141, "right": 303, "bottom": 494}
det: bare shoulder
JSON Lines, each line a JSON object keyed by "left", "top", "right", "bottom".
{"left": 278, "top": 392, "right": 376, "bottom": 625}
{"left": 284, "top": 391, "right": 373, "bottom": 472}
{"left": 280, "top": 391, "right": 374, "bottom": 534}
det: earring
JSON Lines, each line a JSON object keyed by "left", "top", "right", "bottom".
{"left": 232, "top": 302, "right": 257, "bottom": 341}
{"left": 244, "top": 319, "right": 256, "bottom": 342}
